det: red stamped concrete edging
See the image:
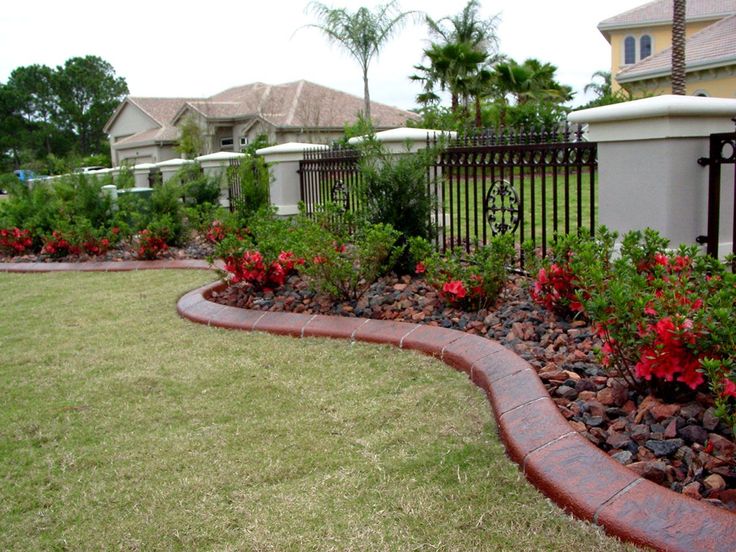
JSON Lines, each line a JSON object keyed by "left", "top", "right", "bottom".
{"left": 177, "top": 280, "right": 736, "bottom": 552}
{"left": 2, "top": 261, "right": 733, "bottom": 551}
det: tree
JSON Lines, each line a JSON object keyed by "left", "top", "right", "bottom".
{"left": 671, "top": 0, "right": 687, "bottom": 95}
{"left": 581, "top": 70, "right": 630, "bottom": 109}
{"left": 410, "top": 1, "right": 500, "bottom": 127}
{"left": 54, "top": 56, "right": 129, "bottom": 156}
{"left": 176, "top": 115, "right": 205, "bottom": 159}
{"left": 304, "top": 1, "right": 416, "bottom": 122}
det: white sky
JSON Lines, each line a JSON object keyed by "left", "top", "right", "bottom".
{"left": 0, "top": 0, "right": 645, "bottom": 110}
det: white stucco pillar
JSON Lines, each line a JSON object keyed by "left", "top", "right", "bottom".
{"left": 156, "top": 158, "right": 194, "bottom": 183}
{"left": 568, "top": 95, "right": 736, "bottom": 257}
{"left": 196, "top": 151, "right": 247, "bottom": 207}
{"left": 132, "top": 163, "right": 157, "bottom": 189}
{"left": 256, "top": 142, "right": 329, "bottom": 216}
{"left": 348, "top": 127, "right": 456, "bottom": 153}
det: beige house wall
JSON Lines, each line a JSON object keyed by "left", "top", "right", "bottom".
{"left": 609, "top": 20, "right": 717, "bottom": 91}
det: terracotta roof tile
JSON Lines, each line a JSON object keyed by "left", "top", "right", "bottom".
{"left": 599, "top": 0, "right": 736, "bottom": 29}
{"left": 617, "top": 13, "right": 736, "bottom": 81}
{"left": 112, "top": 80, "right": 417, "bottom": 148}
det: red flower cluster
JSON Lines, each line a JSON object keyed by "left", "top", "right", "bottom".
{"left": 81, "top": 238, "right": 111, "bottom": 256}
{"left": 441, "top": 279, "right": 467, "bottom": 302}
{"left": 0, "top": 227, "right": 33, "bottom": 255}
{"left": 137, "top": 230, "right": 168, "bottom": 260}
{"left": 224, "top": 250, "right": 301, "bottom": 290}
{"left": 531, "top": 262, "right": 582, "bottom": 315}
{"left": 635, "top": 316, "right": 705, "bottom": 390}
{"left": 205, "top": 220, "right": 226, "bottom": 244}
{"left": 42, "top": 231, "right": 80, "bottom": 257}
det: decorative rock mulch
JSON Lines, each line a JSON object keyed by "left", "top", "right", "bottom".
{"left": 210, "top": 272, "right": 736, "bottom": 512}
{"left": 0, "top": 235, "right": 215, "bottom": 264}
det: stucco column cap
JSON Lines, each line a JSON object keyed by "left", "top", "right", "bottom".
{"left": 257, "top": 142, "right": 328, "bottom": 163}
{"left": 568, "top": 95, "right": 736, "bottom": 142}
{"left": 195, "top": 152, "right": 247, "bottom": 162}
{"left": 348, "top": 127, "right": 457, "bottom": 145}
{"left": 156, "top": 158, "right": 194, "bottom": 168}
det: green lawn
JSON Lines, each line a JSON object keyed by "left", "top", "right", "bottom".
{"left": 0, "top": 270, "right": 636, "bottom": 551}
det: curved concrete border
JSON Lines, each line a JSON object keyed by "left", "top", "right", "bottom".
{"left": 1, "top": 261, "right": 734, "bottom": 551}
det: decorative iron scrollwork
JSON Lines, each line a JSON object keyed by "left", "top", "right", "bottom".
{"left": 484, "top": 179, "right": 520, "bottom": 235}
{"left": 331, "top": 180, "right": 349, "bottom": 212}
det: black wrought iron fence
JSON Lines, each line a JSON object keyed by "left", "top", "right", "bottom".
{"left": 429, "top": 125, "right": 598, "bottom": 260}
{"left": 298, "top": 146, "right": 363, "bottom": 218}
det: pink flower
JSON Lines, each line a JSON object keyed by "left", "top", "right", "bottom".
{"left": 415, "top": 262, "right": 426, "bottom": 274}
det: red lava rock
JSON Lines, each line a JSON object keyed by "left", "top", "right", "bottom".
{"left": 585, "top": 400, "right": 606, "bottom": 418}
{"left": 651, "top": 402, "right": 681, "bottom": 422}
{"left": 711, "top": 489, "right": 736, "bottom": 510}
{"left": 708, "top": 433, "right": 736, "bottom": 458}
{"left": 606, "top": 432, "right": 632, "bottom": 449}
{"left": 597, "top": 387, "right": 615, "bottom": 406}
{"left": 702, "top": 407, "right": 720, "bottom": 431}
{"left": 578, "top": 390, "right": 596, "bottom": 401}
{"left": 682, "top": 481, "right": 702, "bottom": 499}
{"left": 393, "top": 283, "right": 408, "bottom": 291}
{"left": 621, "top": 400, "right": 636, "bottom": 415}
{"left": 664, "top": 419, "right": 678, "bottom": 439}
{"left": 570, "top": 420, "right": 586, "bottom": 432}
{"left": 628, "top": 460, "right": 668, "bottom": 483}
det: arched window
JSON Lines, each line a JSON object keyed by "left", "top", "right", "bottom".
{"left": 624, "top": 36, "right": 636, "bottom": 64}
{"left": 693, "top": 90, "right": 709, "bottom": 97}
{"left": 640, "top": 35, "right": 652, "bottom": 59}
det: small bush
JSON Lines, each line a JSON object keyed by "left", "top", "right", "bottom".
{"left": 414, "top": 235, "right": 515, "bottom": 309}
{"left": 230, "top": 156, "right": 270, "bottom": 225}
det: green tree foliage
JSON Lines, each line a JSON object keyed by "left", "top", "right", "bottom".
{"left": 175, "top": 116, "right": 205, "bottom": 159}
{"left": 304, "top": 1, "right": 416, "bottom": 122}
{"left": 579, "top": 70, "right": 630, "bottom": 109}
{"left": 0, "top": 56, "right": 128, "bottom": 171}
{"left": 410, "top": 0, "right": 499, "bottom": 127}
{"left": 54, "top": 56, "right": 129, "bottom": 156}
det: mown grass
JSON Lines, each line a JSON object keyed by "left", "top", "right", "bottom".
{"left": 0, "top": 270, "right": 637, "bottom": 551}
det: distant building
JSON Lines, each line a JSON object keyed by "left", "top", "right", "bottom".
{"left": 104, "top": 80, "right": 418, "bottom": 166}
{"left": 598, "top": 0, "right": 736, "bottom": 97}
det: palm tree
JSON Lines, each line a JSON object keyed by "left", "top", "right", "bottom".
{"left": 412, "top": 0, "right": 500, "bottom": 125}
{"left": 304, "top": 1, "right": 416, "bottom": 122}
{"left": 584, "top": 70, "right": 613, "bottom": 99}
{"left": 671, "top": 0, "right": 687, "bottom": 94}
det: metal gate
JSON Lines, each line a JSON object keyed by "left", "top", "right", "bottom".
{"left": 697, "top": 122, "right": 736, "bottom": 261}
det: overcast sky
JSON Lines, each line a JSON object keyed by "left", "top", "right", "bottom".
{"left": 0, "top": 0, "right": 646, "bottom": 110}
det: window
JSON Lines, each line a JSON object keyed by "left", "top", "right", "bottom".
{"left": 240, "top": 137, "right": 248, "bottom": 147}
{"left": 624, "top": 36, "right": 636, "bottom": 64}
{"left": 640, "top": 35, "right": 652, "bottom": 59}
{"left": 220, "top": 138, "right": 234, "bottom": 148}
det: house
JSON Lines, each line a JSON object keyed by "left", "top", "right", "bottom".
{"left": 598, "top": 0, "right": 736, "bottom": 97}
{"left": 104, "top": 80, "right": 418, "bottom": 166}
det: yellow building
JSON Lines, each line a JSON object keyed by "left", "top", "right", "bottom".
{"left": 598, "top": 0, "right": 736, "bottom": 97}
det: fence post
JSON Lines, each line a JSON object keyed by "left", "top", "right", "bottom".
{"left": 569, "top": 95, "right": 736, "bottom": 257}
{"left": 195, "top": 152, "right": 247, "bottom": 207}
{"left": 156, "top": 158, "right": 194, "bottom": 183}
{"left": 132, "top": 163, "right": 157, "bottom": 188}
{"left": 257, "top": 142, "right": 329, "bottom": 217}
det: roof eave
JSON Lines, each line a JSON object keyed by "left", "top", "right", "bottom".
{"left": 617, "top": 55, "right": 736, "bottom": 83}
{"left": 598, "top": 14, "right": 730, "bottom": 33}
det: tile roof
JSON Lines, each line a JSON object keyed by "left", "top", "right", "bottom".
{"left": 127, "top": 97, "right": 200, "bottom": 126}
{"left": 617, "top": 13, "right": 736, "bottom": 82}
{"left": 110, "top": 80, "right": 417, "bottom": 148}
{"left": 599, "top": 0, "right": 736, "bottom": 30}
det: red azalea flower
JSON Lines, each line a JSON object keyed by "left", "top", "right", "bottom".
{"left": 723, "top": 378, "right": 736, "bottom": 399}
{"left": 442, "top": 280, "right": 467, "bottom": 300}
{"left": 415, "top": 261, "right": 426, "bottom": 274}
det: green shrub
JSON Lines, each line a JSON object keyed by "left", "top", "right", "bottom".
{"left": 414, "top": 235, "right": 515, "bottom": 309}
{"left": 150, "top": 181, "right": 186, "bottom": 245}
{"left": 230, "top": 156, "right": 270, "bottom": 225}
{"left": 295, "top": 209, "right": 400, "bottom": 300}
